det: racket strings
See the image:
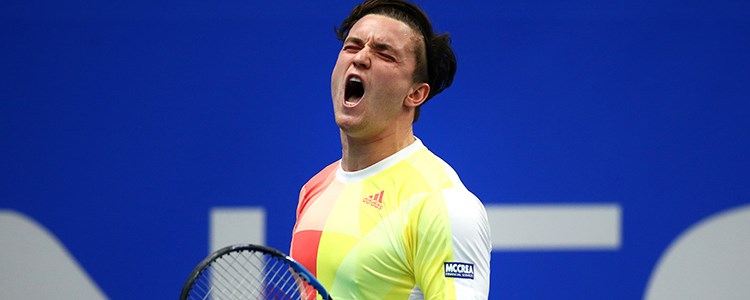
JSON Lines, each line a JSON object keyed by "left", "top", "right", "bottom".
{"left": 185, "top": 250, "right": 318, "bottom": 300}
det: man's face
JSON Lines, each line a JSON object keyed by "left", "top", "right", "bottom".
{"left": 331, "top": 14, "right": 423, "bottom": 138}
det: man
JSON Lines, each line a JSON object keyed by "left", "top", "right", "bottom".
{"left": 290, "top": 0, "right": 491, "bottom": 298}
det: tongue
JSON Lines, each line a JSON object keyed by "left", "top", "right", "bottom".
{"left": 345, "top": 96, "right": 362, "bottom": 106}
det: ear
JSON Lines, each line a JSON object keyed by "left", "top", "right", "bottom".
{"left": 404, "top": 82, "right": 430, "bottom": 108}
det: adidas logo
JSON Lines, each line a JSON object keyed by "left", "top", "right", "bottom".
{"left": 362, "top": 190, "right": 384, "bottom": 210}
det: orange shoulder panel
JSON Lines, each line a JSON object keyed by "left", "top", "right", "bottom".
{"left": 296, "top": 161, "right": 339, "bottom": 218}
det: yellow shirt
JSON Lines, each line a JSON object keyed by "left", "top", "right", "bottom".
{"left": 291, "top": 139, "right": 491, "bottom": 299}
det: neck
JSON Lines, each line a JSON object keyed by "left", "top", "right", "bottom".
{"left": 339, "top": 127, "right": 416, "bottom": 172}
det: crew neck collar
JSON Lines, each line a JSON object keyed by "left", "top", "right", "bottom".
{"left": 336, "top": 137, "right": 424, "bottom": 183}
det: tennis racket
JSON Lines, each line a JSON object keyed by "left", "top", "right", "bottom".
{"left": 180, "top": 244, "right": 332, "bottom": 300}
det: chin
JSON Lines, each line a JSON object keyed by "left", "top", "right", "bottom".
{"left": 335, "top": 116, "right": 365, "bottom": 135}
{"left": 335, "top": 118, "right": 357, "bottom": 131}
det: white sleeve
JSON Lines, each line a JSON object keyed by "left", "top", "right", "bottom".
{"left": 443, "top": 186, "right": 492, "bottom": 299}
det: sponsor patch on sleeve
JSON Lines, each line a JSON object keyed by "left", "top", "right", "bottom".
{"left": 443, "top": 262, "right": 474, "bottom": 279}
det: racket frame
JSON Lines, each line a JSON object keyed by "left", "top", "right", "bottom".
{"left": 180, "top": 243, "right": 332, "bottom": 300}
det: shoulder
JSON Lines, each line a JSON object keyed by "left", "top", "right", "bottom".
{"left": 297, "top": 161, "right": 339, "bottom": 214}
{"left": 303, "top": 161, "right": 339, "bottom": 189}
{"left": 407, "top": 147, "right": 475, "bottom": 194}
{"left": 415, "top": 153, "right": 489, "bottom": 234}
{"left": 408, "top": 150, "right": 486, "bottom": 219}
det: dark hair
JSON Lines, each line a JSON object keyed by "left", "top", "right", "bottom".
{"left": 335, "top": 0, "right": 457, "bottom": 122}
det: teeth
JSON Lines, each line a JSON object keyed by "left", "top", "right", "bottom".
{"left": 349, "top": 77, "right": 361, "bottom": 83}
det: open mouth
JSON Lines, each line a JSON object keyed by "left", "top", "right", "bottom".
{"left": 344, "top": 75, "right": 365, "bottom": 106}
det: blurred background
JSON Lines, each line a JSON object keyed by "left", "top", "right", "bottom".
{"left": 1, "top": 0, "right": 749, "bottom": 299}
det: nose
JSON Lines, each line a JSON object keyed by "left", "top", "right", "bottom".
{"left": 352, "top": 47, "right": 371, "bottom": 69}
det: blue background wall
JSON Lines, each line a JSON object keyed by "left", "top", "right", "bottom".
{"left": 2, "top": 0, "right": 749, "bottom": 299}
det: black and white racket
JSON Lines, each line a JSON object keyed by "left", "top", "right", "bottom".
{"left": 180, "top": 244, "right": 332, "bottom": 300}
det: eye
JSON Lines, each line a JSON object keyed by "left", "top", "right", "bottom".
{"left": 343, "top": 44, "right": 362, "bottom": 53}
{"left": 378, "top": 52, "right": 396, "bottom": 62}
